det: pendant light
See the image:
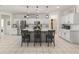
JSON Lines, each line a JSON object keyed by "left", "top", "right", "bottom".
{"left": 36, "top": 6, "right": 39, "bottom": 19}
{"left": 46, "top": 6, "right": 49, "bottom": 19}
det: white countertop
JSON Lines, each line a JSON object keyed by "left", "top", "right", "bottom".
{"left": 70, "top": 30, "right": 79, "bottom": 31}
{"left": 22, "top": 27, "right": 53, "bottom": 31}
{"left": 60, "top": 29, "right": 79, "bottom": 32}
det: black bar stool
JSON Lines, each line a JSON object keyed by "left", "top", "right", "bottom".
{"left": 34, "top": 30, "right": 41, "bottom": 46}
{"left": 46, "top": 30, "right": 55, "bottom": 47}
{"left": 21, "top": 30, "right": 30, "bottom": 46}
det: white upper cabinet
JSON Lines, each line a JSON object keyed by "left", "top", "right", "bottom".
{"left": 65, "top": 13, "right": 74, "bottom": 24}
{"left": 60, "top": 13, "right": 79, "bottom": 24}
{"left": 61, "top": 15, "right": 65, "bottom": 24}
{"left": 74, "top": 13, "right": 79, "bottom": 24}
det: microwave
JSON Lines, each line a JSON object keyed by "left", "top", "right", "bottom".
{"left": 62, "top": 24, "right": 71, "bottom": 30}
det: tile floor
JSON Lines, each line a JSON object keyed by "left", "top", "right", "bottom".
{"left": 0, "top": 34, "right": 79, "bottom": 54}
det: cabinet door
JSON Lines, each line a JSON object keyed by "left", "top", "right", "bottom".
{"left": 61, "top": 13, "right": 74, "bottom": 24}
{"left": 74, "top": 13, "right": 79, "bottom": 24}
{"left": 63, "top": 32, "right": 66, "bottom": 39}
{"left": 65, "top": 31, "right": 70, "bottom": 41}
{"left": 59, "top": 30, "right": 63, "bottom": 37}
{"left": 62, "top": 30, "right": 70, "bottom": 41}
{"left": 61, "top": 18, "right": 63, "bottom": 24}
{"left": 67, "top": 13, "right": 74, "bottom": 24}
{"left": 61, "top": 31, "right": 65, "bottom": 39}
{"left": 59, "top": 31, "right": 61, "bottom": 37}
{"left": 63, "top": 17, "right": 66, "bottom": 24}
{"left": 65, "top": 15, "right": 68, "bottom": 24}
{"left": 61, "top": 16, "right": 64, "bottom": 24}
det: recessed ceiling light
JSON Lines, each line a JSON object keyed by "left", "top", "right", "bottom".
{"left": 56, "top": 6, "right": 60, "bottom": 8}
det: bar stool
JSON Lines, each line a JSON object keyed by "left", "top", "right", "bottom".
{"left": 34, "top": 30, "right": 41, "bottom": 46}
{"left": 46, "top": 30, "right": 55, "bottom": 47}
{"left": 21, "top": 30, "right": 30, "bottom": 46}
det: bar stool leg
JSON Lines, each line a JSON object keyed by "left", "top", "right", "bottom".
{"left": 21, "top": 38, "right": 23, "bottom": 47}
{"left": 21, "top": 42, "right": 23, "bottom": 47}
{"left": 40, "top": 38, "right": 41, "bottom": 46}
{"left": 52, "top": 38, "right": 55, "bottom": 47}
{"left": 34, "top": 43, "right": 35, "bottom": 46}
{"left": 34, "top": 40, "right": 35, "bottom": 46}
{"left": 29, "top": 36, "right": 30, "bottom": 42}
{"left": 46, "top": 36, "right": 47, "bottom": 43}
{"left": 53, "top": 40, "right": 55, "bottom": 47}
{"left": 48, "top": 42, "right": 49, "bottom": 47}
{"left": 40, "top": 42, "right": 41, "bottom": 46}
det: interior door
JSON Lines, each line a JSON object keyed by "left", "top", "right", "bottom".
{"left": 0, "top": 15, "right": 10, "bottom": 35}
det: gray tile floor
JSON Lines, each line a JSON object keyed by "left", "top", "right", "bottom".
{"left": 0, "top": 34, "right": 79, "bottom": 54}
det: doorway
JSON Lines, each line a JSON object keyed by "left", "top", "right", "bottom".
{"left": 0, "top": 15, "right": 10, "bottom": 35}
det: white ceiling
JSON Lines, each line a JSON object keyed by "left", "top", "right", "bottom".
{"left": 0, "top": 5, "right": 76, "bottom": 14}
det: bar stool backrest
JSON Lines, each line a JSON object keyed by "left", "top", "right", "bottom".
{"left": 34, "top": 30, "right": 41, "bottom": 38}
{"left": 48, "top": 30, "right": 55, "bottom": 38}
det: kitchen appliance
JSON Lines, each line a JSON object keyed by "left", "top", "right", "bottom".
{"left": 62, "top": 24, "right": 71, "bottom": 30}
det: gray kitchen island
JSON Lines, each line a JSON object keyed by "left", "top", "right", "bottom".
{"left": 22, "top": 27, "right": 54, "bottom": 42}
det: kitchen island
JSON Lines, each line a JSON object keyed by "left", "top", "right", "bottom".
{"left": 22, "top": 27, "right": 55, "bottom": 42}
